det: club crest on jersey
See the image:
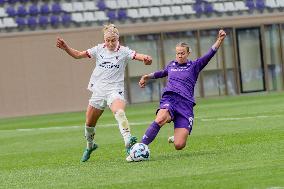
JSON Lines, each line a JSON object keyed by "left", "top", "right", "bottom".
{"left": 99, "top": 62, "right": 120, "bottom": 69}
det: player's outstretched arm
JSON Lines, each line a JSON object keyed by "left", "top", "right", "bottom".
{"left": 212, "top": 29, "right": 226, "bottom": 50}
{"left": 134, "top": 53, "right": 152, "bottom": 65}
{"left": 139, "top": 73, "right": 154, "bottom": 88}
{"left": 56, "top": 37, "right": 89, "bottom": 59}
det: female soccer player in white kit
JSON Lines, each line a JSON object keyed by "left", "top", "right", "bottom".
{"left": 56, "top": 24, "right": 152, "bottom": 162}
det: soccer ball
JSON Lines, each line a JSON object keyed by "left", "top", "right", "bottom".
{"left": 129, "top": 143, "right": 150, "bottom": 161}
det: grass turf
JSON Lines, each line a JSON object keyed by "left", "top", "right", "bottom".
{"left": 0, "top": 92, "right": 283, "bottom": 189}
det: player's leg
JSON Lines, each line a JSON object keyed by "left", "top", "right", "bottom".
{"left": 141, "top": 109, "right": 172, "bottom": 145}
{"left": 81, "top": 93, "right": 106, "bottom": 162}
{"left": 173, "top": 128, "right": 189, "bottom": 150}
{"left": 110, "top": 98, "right": 136, "bottom": 147}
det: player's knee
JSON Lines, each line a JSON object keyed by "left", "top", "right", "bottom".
{"left": 155, "top": 118, "right": 167, "bottom": 126}
{"left": 174, "top": 142, "right": 186, "bottom": 150}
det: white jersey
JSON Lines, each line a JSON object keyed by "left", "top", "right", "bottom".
{"left": 86, "top": 43, "right": 136, "bottom": 92}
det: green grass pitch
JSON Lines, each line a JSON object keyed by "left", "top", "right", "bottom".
{"left": 0, "top": 92, "right": 283, "bottom": 189}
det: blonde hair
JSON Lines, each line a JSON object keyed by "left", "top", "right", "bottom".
{"left": 103, "top": 24, "right": 119, "bottom": 38}
{"left": 176, "top": 42, "right": 191, "bottom": 53}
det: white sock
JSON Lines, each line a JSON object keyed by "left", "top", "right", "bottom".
{"left": 114, "top": 109, "right": 131, "bottom": 146}
{"left": 85, "top": 125, "right": 96, "bottom": 149}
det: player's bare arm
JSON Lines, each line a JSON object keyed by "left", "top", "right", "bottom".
{"left": 134, "top": 53, "right": 152, "bottom": 65}
{"left": 56, "top": 37, "right": 88, "bottom": 59}
{"left": 139, "top": 73, "right": 154, "bottom": 88}
{"left": 212, "top": 29, "right": 226, "bottom": 49}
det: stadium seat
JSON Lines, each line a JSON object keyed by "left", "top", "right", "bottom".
{"left": 94, "top": 11, "right": 109, "bottom": 21}
{"left": 139, "top": 0, "right": 151, "bottom": 7}
{"left": 38, "top": 15, "right": 48, "bottom": 27}
{"left": 150, "top": 0, "right": 161, "bottom": 6}
{"left": 61, "top": 3, "right": 73, "bottom": 13}
{"left": 128, "top": 0, "right": 140, "bottom": 8}
{"left": 213, "top": 3, "right": 226, "bottom": 13}
{"left": 29, "top": 4, "right": 38, "bottom": 16}
{"left": 182, "top": 5, "right": 195, "bottom": 15}
{"left": 127, "top": 8, "right": 139, "bottom": 19}
{"left": 6, "top": 6, "right": 16, "bottom": 17}
{"left": 19, "top": 0, "right": 28, "bottom": 3}
{"left": 193, "top": 2, "right": 203, "bottom": 14}
{"left": 61, "top": 13, "right": 71, "bottom": 26}
{"left": 183, "top": 0, "right": 195, "bottom": 4}
{"left": 0, "top": 0, "right": 5, "bottom": 6}
{"left": 171, "top": 5, "right": 183, "bottom": 16}
{"left": 0, "top": 7, "right": 8, "bottom": 17}
{"left": 256, "top": 0, "right": 265, "bottom": 11}
{"left": 27, "top": 16, "right": 37, "bottom": 28}
{"left": 245, "top": 0, "right": 255, "bottom": 11}
{"left": 160, "top": 6, "right": 174, "bottom": 16}
{"left": 204, "top": 2, "right": 214, "bottom": 14}
{"left": 117, "top": 9, "right": 127, "bottom": 20}
{"left": 224, "top": 2, "right": 237, "bottom": 12}
{"left": 162, "top": 0, "right": 174, "bottom": 6}
{"left": 235, "top": 1, "right": 249, "bottom": 11}
{"left": 17, "top": 5, "right": 27, "bottom": 17}
{"left": 139, "top": 7, "right": 151, "bottom": 18}
{"left": 84, "top": 1, "right": 98, "bottom": 11}
{"left": 172, "top": 0, "right": 184, "bottom": 5}
{"left": 117, "top": 0, "right": 129, "bottom": 9}
{"left": 107, "top": 10, "right": 116, "bottom": 20}
{"left": 3, "top": 17, "right": 17, "bottom": 27}
{"left": 51, "top": 3, "right": 62, "bottom": 14}
{"left": 105, "top": 0, "right": 118, "bottom": 9}
{"left": 83, "top": 11, "right": 95, "bottom": 22}
{"left": 97, "top": 0, "right": 107, "bottom": 11}
{"left": 8, "top": 0, "right": 18, "bottom": 4}
{"left": 15, "top": 17, "right": 25, "bottom": 28}
{"left": 276, "top": 0, "right": 284, "bottom": 7}
{"left": 71, "top": 12, "right": 84, "bottom": 22}
{"left": 72, "top": 2, "right": 84, "bottom": 12}
{"left": 266, "top": 0, "right": 278, "bottom": 8}
{"left": 40, "top": 4, "right": 50, "bottom": 15}
{"left": 50, "top": 15, "right": 60, "bottom": 27}
{"left": 149, "top": 7, "right": 161, "bottom": 17}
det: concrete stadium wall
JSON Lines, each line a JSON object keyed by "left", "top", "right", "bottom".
{"left": 0, "top": 13, "right": 283, "bottom": 118}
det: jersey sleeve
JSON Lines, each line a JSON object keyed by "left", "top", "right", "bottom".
{"left": 86, "top": 45, "right": 99, "bottom": 58}
{"left": 153, "top": 63, "right": 169, "bottom": 78}
{"left": 123, "top": 46, "right": 136, "bottom": 60}
{"left": 194, "top": 48, "right": 217, "bottom": 72}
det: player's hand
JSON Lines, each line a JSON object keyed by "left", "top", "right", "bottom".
{"left": 56, "top": 37, "right": 68, "bottom": 50}
{"left": 218, "top": 29, "right": 226, "bottom": 41}
{"left": 143, "top": 55, "right": 152, "bottom": 65}
{"left": 139, "top": 75, "right": 149, "bottom": 88}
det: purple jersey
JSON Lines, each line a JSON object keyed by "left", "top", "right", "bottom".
{"left": 153, "top": 48, "right": 217, "bottom": 104}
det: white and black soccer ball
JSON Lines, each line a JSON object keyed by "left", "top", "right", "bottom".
{"left": 129, "top": 143, "right": 150, "bottom": 162}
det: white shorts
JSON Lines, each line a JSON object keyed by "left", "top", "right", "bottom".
{"left": 88, "top": 89, "right": 125, "bottom": 110}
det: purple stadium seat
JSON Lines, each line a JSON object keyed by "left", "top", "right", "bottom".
{"left": 107, "top": 10, "right": 116, "bottom": 20}
{"left": 193, "top": 2, "right": 203, "bottom": 15}
{"left": 0, "top": 0, "right": 5, "bottom": 6}
{"left": 17, "top": 5, "right": 27, "bottom": 17}
{"left": 97, "top": 0, "right": 106, "bottom": 11}
{"left": 40, "top": 4, "right": 50, "bottom": 14}
{"left": 51, "top": 3, "right": 61, "bottom": 14}
{"left": 29, "top": 4, "right": 38, "bottom": 15}
{"left": 27, "top": 16, "right": 37, "bottom": 28}
{"left": 61, "top": 13, "right": 71, "bottom": 26}
{"left": 256, "top": 0, "right": 265, "bottom": 11}
{"left": 245, "top": 0, "right": 255, "bottom": 11}
{"left": 15, "top": 17, "right": 26, "bottom": 28}
{"left": 50, "top": 15, "right": 60, "bottom": 27}
{"left": 117, "top": 9, "right": 127, "bottom": 20}
{"left": 8, "top": 0, "right": 18, "bottom": 4}
{"left": 204, "top": 2, "right": 214, "bottom": 14}
{"left": 19, "top": 0, "right": 28, "bottom": 3}
{"left": 6, "top": 6, "right": 16, "bottom": 17}
{"left": 39, "top": 15, "right": 48, "bottom": 27}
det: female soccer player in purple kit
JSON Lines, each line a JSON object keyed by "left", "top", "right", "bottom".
{"left": 126, "top": 29, "right": 226, "bottom": 161}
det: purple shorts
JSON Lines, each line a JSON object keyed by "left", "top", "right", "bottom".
{"left": 157, "top": 92, "right": 194, "bottom": 134}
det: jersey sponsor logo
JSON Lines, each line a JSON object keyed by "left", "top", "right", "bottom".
{"left": 170, "top": 68, "right": 190, "bottom": 72}
{"left": 99, "top": 62, "right": 120, "bottom": 69}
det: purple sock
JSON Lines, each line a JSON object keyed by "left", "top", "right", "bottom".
{"left": 141, "top": 121, "right": 161, "bottom": 145}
